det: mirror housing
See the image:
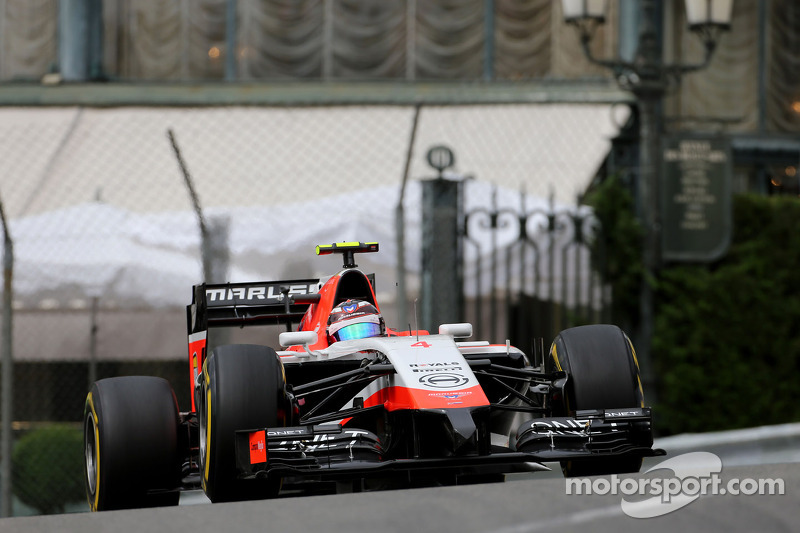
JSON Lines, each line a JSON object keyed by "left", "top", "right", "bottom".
{"left": 279, "top": 331, "right": 318, "bottom": 348}
{"left": 438, "top": 323, "right": 473, "bottom": 339}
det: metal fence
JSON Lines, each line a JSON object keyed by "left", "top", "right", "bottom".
{"left": 0, "top": 101, "right": 622, "bottom": 514}
{"left": 460, "top": 183, "right": 610, "bottom": 347}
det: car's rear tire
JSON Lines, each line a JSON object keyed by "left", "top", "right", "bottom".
{"left": 199, "top": 344, "right": 287, "bottom": 502}
{"left": 84, "top": 376, "right": 181, "bottom": 511}
{"left": 548, "top": 324, "right": 645, "bottom": 477}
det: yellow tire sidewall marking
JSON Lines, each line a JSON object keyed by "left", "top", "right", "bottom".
{"left": 202, "top": 360, "right": 212, "bottom": 486}
{"left": 626, "top": 338, "right": 646, "bottom": 407}
{"left": 550, "top": 343, "right": 563, "bottom": 371}
{"left": 86, "top": 392, "right": 101, "bottom": 512}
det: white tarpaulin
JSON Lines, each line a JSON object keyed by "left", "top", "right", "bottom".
{"left": 10, "top": 180, "right": 592, "bottom": 309}
{"left": 0, "top": 104, "right": 624, "bottom": 360}
{"left": 0, "top": 104, "right": 627, "bottom": 218}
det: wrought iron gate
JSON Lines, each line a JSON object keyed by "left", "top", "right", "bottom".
{"left": 460, "top": 185, "right": 610, "bottom": 349}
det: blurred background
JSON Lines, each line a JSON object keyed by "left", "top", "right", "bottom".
{"left": 0, "top": 0, "right": 798, "bottom": 516}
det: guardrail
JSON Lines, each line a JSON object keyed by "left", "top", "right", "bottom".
{"left": 653, "top": 422, "right": 800, "bottom": 467}
{"left": 525, "top": 422, "right": 800, "bottom": 479}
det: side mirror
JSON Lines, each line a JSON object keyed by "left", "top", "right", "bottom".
{"left": 279, "top": 331, "right": 318, "bottom": 348}
{"left": 438, "top": 323, "right": 473, "bottom": 339}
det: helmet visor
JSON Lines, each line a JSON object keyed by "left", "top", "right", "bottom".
{"left": 333, "top": 322, "right": 382, "bottom": 341}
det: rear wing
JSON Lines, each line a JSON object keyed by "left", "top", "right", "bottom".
{"left": 187, "top": 279, "right": 321, "bottom": 335}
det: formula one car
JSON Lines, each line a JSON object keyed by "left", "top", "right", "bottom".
{"left": 83, "top": 241, "right": 664, "bottom": 510}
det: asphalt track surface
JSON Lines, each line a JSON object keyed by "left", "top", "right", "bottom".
{"left": 2, "top": 462, "right": 796, "bottom": 533}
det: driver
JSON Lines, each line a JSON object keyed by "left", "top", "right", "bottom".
{"left": 327, "top": 299, "right": 385, "bottom": 343}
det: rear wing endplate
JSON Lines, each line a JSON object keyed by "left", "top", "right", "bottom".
{"left": 187, "top": 279, "right": 321, "bottom": 334}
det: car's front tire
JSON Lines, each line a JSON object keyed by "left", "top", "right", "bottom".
{"left": 199, "top": 344, "right": 287, "bottom": 502}
{"left": 548, "top": 324, "right": 646, "bottom": 477}
{"left": 84, "top": 376, "right": 181, "bottom": 511}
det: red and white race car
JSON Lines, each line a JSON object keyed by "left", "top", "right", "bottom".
{"left": 83, "top": 241, "right": 663, "bottom": 509}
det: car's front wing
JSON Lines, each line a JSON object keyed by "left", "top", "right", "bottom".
{"left": 234, "top": 409, "right": 664, "bottom": 482}
{"left": 515, "top": 407, "right": 665, "bottom": 461}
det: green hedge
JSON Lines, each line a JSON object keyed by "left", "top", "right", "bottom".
{"left": 584, "top": 175, "right": 643, "bottom": 331}
{"left": 653, "top": 194, "right": 800, "bottom": 434}
{"left": 588, "top": 180, "right": 800, "bottom": 435}
{"left": 12, "top": 424, "right": 85, "bottom": 514}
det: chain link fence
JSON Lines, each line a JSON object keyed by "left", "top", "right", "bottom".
{"left": 0, "top": 101, "right": 623, "bottom": 514}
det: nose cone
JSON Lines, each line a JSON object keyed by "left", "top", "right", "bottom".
{"left": 445, "top": 408, "right": 479, "bottom": 453}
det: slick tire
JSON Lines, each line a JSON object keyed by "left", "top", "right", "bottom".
{"left": 199, "top": 344, "right": 287, "bottom": 502}
{"left": 84, "top": 376, "right": 181, "bottom": 511}
{"left": 548, "top": 324, "right": 645, "bottom": 477}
